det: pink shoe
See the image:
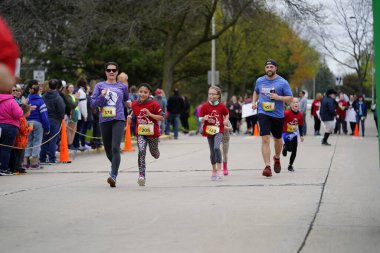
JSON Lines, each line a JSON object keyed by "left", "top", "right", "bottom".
{"left": 223, "top": 162, "right": 229, "bottom": 176}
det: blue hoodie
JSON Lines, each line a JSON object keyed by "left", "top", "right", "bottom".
{"left": 27, "top": 94, "right": 50, "bottom": 133}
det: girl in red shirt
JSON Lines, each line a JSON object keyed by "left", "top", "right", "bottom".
{"left": 128, "top": 83, "right": 164, "bottom": 186}
{"left": 199, "top": 86, "right": 229, "bottom": 180}
{"left": 282, "top": 98, "right": 304, "bottom": 172}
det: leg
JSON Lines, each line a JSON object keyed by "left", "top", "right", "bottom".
{"left": 289, "top": 138, "right": 298, "bottom": 166}
{"left": 213, "top": 133, "right": 223, "bottom": 172}
{"left": 100, "top": 121, "right": 114, "bottom": 164}
{"left": 137, "top": 135, "right": 148, "bottom": 177}
{"left": 261, "top": 135, "right": 271, "bottom": 166}
{"left": 207, "top": 136, "right": 216, "bottom": 168}
{"left": 0, "top": 124, "right": 18, "bottom": 172}
{"left": 110, "top": 121, "right": 125, "bottom": 177}
{"left": 48, "top": 120, "right": 60, "bottom": 163}
{"left": 147, "top": 137, "right": 160, "bottom": 159}
{"left": 361, "top": 118, "right": 365, "bottom": 136}
{"left": 173, "top": 114, "right": 180, "bottom": 139}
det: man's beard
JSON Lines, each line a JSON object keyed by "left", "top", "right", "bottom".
{"left": 266, "top": 70, "right": 275, "bottom": 77}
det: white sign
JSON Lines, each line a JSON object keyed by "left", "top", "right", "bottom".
{"left": 335, "top": 76, "right": 343, "bottom": 86}
{"left": 33, "top": 70, "right": 45, "bottom": 84}
{"left": 207, "top": 70, "right": 219, "bottom": 85}
{"left": 242, "top": 103, "right": 257, "bottom": 118}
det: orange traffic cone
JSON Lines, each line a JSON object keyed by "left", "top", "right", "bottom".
{"left": 354, "top": 123, "right": 359, "bottom": 137}
{"left": 124, "top": 121, "right": 135, "bottom": 152}
{"left": 253, "top": 123, "right": 259, "bottom": 136}
{"left": 60, "top": 120, "right": 71, "bottom": 163}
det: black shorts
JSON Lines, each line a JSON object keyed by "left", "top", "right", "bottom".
{"left": 257, "top": 113, "right": 284, "bottom": 139}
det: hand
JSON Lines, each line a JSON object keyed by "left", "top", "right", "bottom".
{"left": 300, "top": 136, "right": 304, "bottom": 142}
{"left": 127, "top": 117, "right": 132, "bottom": 126}
{"left": 252, "top": 102, "right": 257, "bottom": 110}
{"left": 141, "top": 108, "right": 151, "bottom": 117}
{"left": 203, "top": 115, "right": 209, "bottom": 121}
{"left": 101, "top": 89, "right": 107, "bottom": 97}
{"left": 126, "top": 100, "right": 132, "bottom": 108}
{"left": 75, "top": 93, "right": 80, "bottom": 99}
{"left": 269, "top": 93, "right": 279, "bottom": 100}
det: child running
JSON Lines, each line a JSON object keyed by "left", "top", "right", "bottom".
{"left": 199, "top": 86, "right": 229, "bottom": 180}
{"left": 128, "top": 83, "right": 164, "bottom": 186}
{"left": 221, "top": 119, "right": 232, "bottom": 176}
{"left": 281, "top": 98, "right": 304, "bottom": 172}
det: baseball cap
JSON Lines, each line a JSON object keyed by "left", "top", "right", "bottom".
{"left": 265, "top": 59, "right": 277, "bottom": 67}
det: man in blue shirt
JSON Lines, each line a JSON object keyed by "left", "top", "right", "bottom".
{"left": 252, "top": 59, "right": 293, "bottom": 177}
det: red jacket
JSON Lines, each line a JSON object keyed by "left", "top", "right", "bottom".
{"left": 336, "top": 100, "right": 348, "bottom": 119}
{"left": 311, "top": 99, "right": 321, "bottom": 117}
{"left": 15, "top": 116, "right": 33, "bottom": 148}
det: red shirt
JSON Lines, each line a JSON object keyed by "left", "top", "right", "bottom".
{"left": 199, "top": 102, "right": 229, "bottom": 137}
{"left": 311, "top": 99, "right": 321, "bottom": 117}
{"left": 336, "top": 100, "right": 348, "bottom": 119}
{"left": 132, "top": 99, "right": 162, "bottom": 138}
{"left": 283, "top": 109, "right": 304, "bottom": 133}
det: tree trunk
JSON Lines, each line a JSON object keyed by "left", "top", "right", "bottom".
{"left": 162, "top": 62, "right": 175, "bottom": 96}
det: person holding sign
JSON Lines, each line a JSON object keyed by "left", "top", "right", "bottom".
{"left": 252, "top": 59, "right": 293, "bottom": 177}
{"left": 128, "top": 83, "right": 164, "bottom": 186}
{"left": 91, "top": 62, "right": 129, "bottom": 188}
{"left": 199, "top": 86, "right": 229, "bottom": 181}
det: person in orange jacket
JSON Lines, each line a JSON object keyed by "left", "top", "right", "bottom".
{"left": 11, "top": 104, "right": 33, "bottom": 174}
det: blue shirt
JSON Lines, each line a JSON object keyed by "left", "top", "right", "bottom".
{"left": 254, "top": 75, "right": 293, "bottom": 118}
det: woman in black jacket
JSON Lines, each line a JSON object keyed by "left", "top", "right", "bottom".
{"left": 319, "top": 89, "right": 337, "bottom": 145}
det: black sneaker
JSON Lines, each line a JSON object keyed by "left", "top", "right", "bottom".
{"left": 288, "top": 165, "right": 294, "bottom": 172}
{"left": 16, "top": 168, "right": 27, "bottom": 174}
{"left": 321, "top": 141, "right": 331, "bottom": 146}
{"left": 0, "top": 170, "right": 14, "bottom": 176}
{"left": 282, "top": 145, "right": 287, "bottom": 157}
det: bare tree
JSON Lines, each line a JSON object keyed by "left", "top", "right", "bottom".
{"left": 317, "top": 0, "right": 373, "bottom": 94}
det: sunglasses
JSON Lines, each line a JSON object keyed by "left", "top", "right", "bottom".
{"left": 106, "top": 69, "right": 118, "bottom": 73}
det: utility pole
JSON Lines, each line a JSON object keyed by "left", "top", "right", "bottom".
{"left": 373, "top": 0, "right": 380, "bottom": 163}
{"left": 211, "top": 3, "right": 216, "bottom": 86}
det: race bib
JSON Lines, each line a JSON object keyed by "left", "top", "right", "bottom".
{"left": 286, "top": 124, "right": 297, "bottom": 133}
{"left": 262, "top": 102, "right": 275, "bottom": 111}
{"left": 205, "top": 125, "right": 220, "bottom": 135}
{"left": 138, "top": 124, "right": 154, "bottom": 135}
{"left": 102, "top": 106, "right": 116, "bottom": 117}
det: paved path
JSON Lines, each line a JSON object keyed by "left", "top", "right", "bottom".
{"left": 1, "top": 116, "right": 379, "bottom": 253}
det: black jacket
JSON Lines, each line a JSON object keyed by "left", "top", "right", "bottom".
{"left": 43, "top": 90, "right": 66, "bottom": 123}
{"left": 167, "top": 95, "right": 184, "bottom": 114}
{"left": 320, "top": 96, "right": 336, "bottom": 121}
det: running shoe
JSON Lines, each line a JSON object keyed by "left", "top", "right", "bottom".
{"left": 216, "top": 170, "right": 223, "bottom": 180}
{"left": 282, "top": 145, "right": 287, "bottom": 157}
{"left": 262, "top": 166, "right": 272, "bottom": 177}
{"left": 138, "top": 175, "right": 146, "bottom": 186}
{"left": 288, "top": 165, "right": 295, "bottom": 172}
{"left": 107, "top": 176, "right": 116, "bottom": 187}
{"left": 0, "top": 170, "right": 13, "bottom": 176}
{"left": 211, "top": 171, "right": 217, "bottom": 181}
{"left": 321, "top": 141, "right": 331, "bottom": 146}
{"left": 273, "top": 156, "right": 281, "bottom": 173}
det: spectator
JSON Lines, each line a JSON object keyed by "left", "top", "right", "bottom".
{"left": 228, "top": 95, "right": 242, "bottom": 135}
{"left": 64, "top": 83, "right": 79, "bottom": 149}
{"left": 73, "top": 77, "right": 89, "bottom": 151}
{"left": 40, "top": 79, "right": 65, "bottom": 164}
{"left": 345, "top": 95, "right": 357, "bottom": 135}
{"left": 299, "top": 90, "right": 307, "bottom": 135}
{"left": 0, "top": 83, "right": 23, "bottom": 175}
{"left": 154, "top": 89, "right": 167, "bottom": 134}
{"left": 320, "top": 89, "right": 337, "bottom": 146}
{"left": 180, "top": 95, "right": 190, "bottom": 134}
{"left": 311, "top": 93, "right": 322, "bottom": 136}
{"left": 243, "top": 93, "right": 258, "bottom": 135}
{"left": 12, "top": 84, "right": 23, "bottom": 106}
{"left": 25, "top": 81, "right": 50, "bottom": 169}
{"left": 354, "top": 95, "right": 367, "bottom": 137}
{"left": 334, "top": 93, "right": 348, "bottom": 134}
{"left": 165, "top": 88, "right": 184, "bottom": 139}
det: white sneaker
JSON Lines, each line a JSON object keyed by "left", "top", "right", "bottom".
{"left": 216, "top": 171, "right": 223, "bottom": 180}
{"left": 138, "top": 175, "right": 145, "bottom": 186}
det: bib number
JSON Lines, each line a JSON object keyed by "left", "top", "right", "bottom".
{"left": 262, "top": 102, "right": 275, "bottom": 111}
{"left": 102, "top": 106, "right": 116, "bottom": 117}
{"left": 138, "top": 124, "right": 154, "bottom": 135}
{"left": 286, "top": 124, "right": 297, "bottom": 132}
{"left": 205, "top": 125, "right": 220, "bottom": 135}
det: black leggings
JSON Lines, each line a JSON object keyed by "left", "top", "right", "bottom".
{"left": 313, "top": 115, "right": 321, "bottom": 133}
{"left": 100, "top": 120, "right": 125, "bottom": 178}
{"left": 284, "top": 137, "right": 298, "bottom": 166}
